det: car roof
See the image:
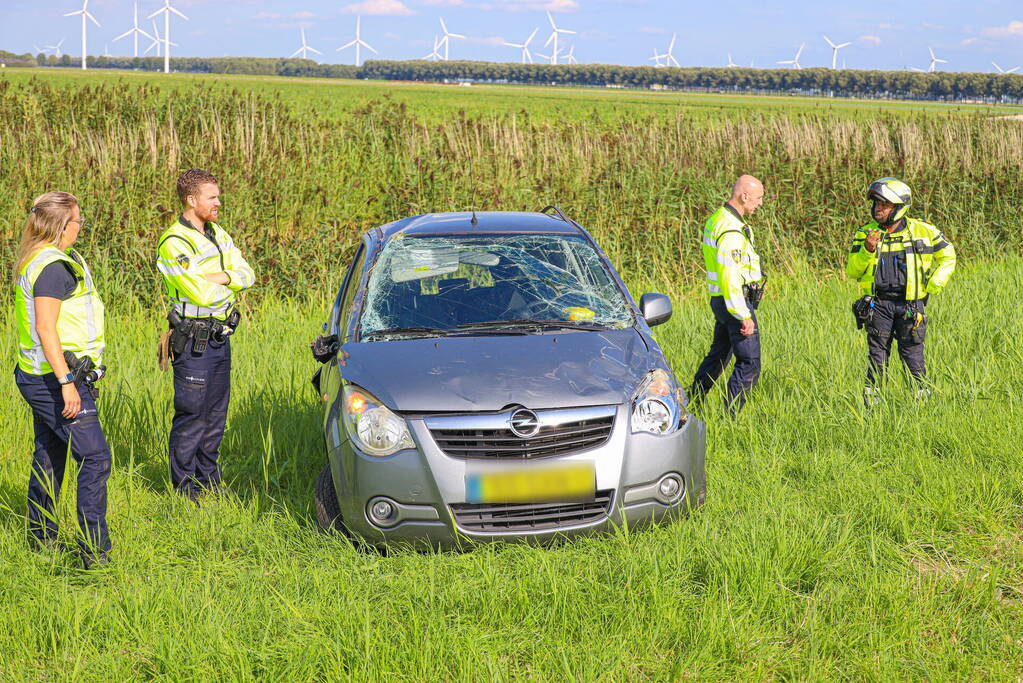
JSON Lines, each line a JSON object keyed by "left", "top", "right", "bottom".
{"left": 371, "top": 211, "right": 584, "bottom": 241}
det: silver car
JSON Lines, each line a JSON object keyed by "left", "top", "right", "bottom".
{"left": 310, "top": 208, "right": 706, "bottom": 548}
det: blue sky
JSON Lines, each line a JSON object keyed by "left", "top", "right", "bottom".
{"left": 4, "top": 0, "right": 1023, "bottom": 72}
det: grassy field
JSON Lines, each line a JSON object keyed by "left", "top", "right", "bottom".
{"left": 0, "top": 67, "right": 1021, "bottom": 679}
{"left": 0, "top": 262, "right": 1020, "bottom": 679}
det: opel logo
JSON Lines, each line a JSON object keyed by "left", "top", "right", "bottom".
{"left": 508, "top": 409, "right": 540, "bottom": 438}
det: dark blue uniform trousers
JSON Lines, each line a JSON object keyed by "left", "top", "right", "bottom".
{"left": 866, "top": 298, "right": 927, "bottom": 385}
{"left": 690, "top": 296, "right": 761, "bottom": 412}
{"left": 14, "top": 367, "right": 112, "bottom": 555}
{"left": 169, "top": 337, "right": 231, "bottom": 496}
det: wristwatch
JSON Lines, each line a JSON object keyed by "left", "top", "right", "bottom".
{"left": 58, "top": 373, "right": 74, "bottom": 385}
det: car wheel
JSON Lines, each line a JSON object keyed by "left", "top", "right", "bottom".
{"left": 315, "top": 464, "right": 343, "bottom": 531}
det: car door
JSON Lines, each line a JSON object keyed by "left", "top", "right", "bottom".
{"left": 320, "top": 244, "right": 366, "bottom": 432}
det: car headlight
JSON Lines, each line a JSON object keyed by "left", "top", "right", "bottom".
{"left": 631, "top": 369, "right": 684, "bottom": 435}
{"left": 341, "top": 384, "right": 415, "bottom": 457}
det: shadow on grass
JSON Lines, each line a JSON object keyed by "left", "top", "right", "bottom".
{"left": 222, "top": 385, "right": 326, "bottom": 526}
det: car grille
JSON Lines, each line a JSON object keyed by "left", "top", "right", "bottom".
{"left": 430, "top": 413, "right": 615, "bottom": 460}
{"left": 450, "top": 490, "right": 614, "bottom": 532}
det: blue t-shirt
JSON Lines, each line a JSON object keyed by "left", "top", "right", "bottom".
{"left": 32, "top": 261, "right": 77, "bottom": 300}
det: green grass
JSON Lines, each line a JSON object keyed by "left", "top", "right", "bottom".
{"left": 0, "top": 261, "right": 1020, "bottom": 679}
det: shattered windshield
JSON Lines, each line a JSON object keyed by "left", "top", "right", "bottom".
{"left": 359, "top": 233, "right": 634, "bottom": 338}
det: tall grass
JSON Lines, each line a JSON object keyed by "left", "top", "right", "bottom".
{"left": 0, "top": 262, "right": 1019, "bottom": 679}
{"left": 1, "top": 75, "right": 1021, "bottom": 307}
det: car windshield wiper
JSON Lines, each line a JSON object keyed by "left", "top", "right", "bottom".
{"left": 455, "top": 318, "right": 615, "bottom": 332}
{"left": 362, "top": 326, "right": 453, "bottom": 340}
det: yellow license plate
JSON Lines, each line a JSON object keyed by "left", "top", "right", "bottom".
{"left": 466, "top": 463, "right": 595, "bottom": 504}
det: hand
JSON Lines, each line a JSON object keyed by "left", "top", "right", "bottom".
{"left": 61, "top": 383, "right": 81, "bottom": 419}
{"left": 864, "top": 229, "right": 882, "bottom": 253}
{"left": 204, "top": 272, "right": 231, "bottom": 285}
{"left": 739, "top": 318, "right": 756, "bottom": 337}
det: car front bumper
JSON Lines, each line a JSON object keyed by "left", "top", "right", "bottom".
{"left": 326, "top": 404, "right": 706, "bottom": 549}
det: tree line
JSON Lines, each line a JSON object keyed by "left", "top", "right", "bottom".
{"left": 8, "top": 51, "right": 1023, "bottom": 103}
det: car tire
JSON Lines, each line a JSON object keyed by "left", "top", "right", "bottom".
{"left": 315, "top": 464, "right": 343, "bottom": 531}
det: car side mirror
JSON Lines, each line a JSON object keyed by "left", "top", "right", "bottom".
{"left": 310, "top": 334, "right": 339, "bottom": 364}
{"left": 639, "top": 293, "right": 672, "bottom": 327}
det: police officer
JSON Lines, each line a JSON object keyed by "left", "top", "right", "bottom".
{"left": 847, "top": 177, "right": 956, "bottom": 404}
{"left": 13, "top": 192, "right": 112, "bottom": 568}
{"left": 688, "top": 175, "right": 766, "bottom": 413}
{"left": 156, "top": 169, "right": 255, "bottom": 501}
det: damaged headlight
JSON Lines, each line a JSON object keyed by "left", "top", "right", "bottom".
{"left": 341, "top": 384, "right": 415, "bottom": 457}
{"left": 631, "top": 369, "right": 685, "bottom": 435}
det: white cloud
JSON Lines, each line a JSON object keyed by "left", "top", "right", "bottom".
{"left": 859, "top": 35, "right": 881, "bottom": 46}
{"left": 960, "top": 37, "right": 979, "bottom": 46}
{"left": 639, "top": 26, "right": 668, "bottom": 35}
{"left": 342, "top": 0, "right": 415, "bottom": 15}
{"left": 982, "top": 20, "right": 1023, "bottom": 38}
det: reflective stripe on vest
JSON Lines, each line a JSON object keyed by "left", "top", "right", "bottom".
{"left": 15, "top": 247, "right": 105, "bottom": 375}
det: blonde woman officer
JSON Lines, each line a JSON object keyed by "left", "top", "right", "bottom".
{"left": 13, "top": 192, "right": 112, "bottom": 568}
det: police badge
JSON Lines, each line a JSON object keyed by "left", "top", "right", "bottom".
{"left": 176, "top": 253, "right": 190, "bottom": 268}
{"left": 731, "top": 249, "right": 743, "bottom": 264}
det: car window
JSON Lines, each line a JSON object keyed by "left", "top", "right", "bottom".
{"left": 335, "top": 245, "right": 366, "bottom": 339}
{"left": 359, "top": 233, "right": 633, "bottom": 335}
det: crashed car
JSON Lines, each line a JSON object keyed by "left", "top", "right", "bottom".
{"left": 310, "top": 207, "right": 706, "bottom": 548}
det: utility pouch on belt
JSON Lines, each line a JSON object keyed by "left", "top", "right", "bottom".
{"left": 167, "top": 309, "right": 194, "bottom": 358}
{"left": 852, "top": 296, "right": 874, "bottom": 330}
{"left": 743, "top": 282, "right": 766, "bottom": 310}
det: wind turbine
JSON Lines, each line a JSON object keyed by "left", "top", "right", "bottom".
{"left": 660, "top": 33, "right": 680, "bottom": 67}
{"left": 564, "top": 44, "right": 578, "bottom": 65}
{"left": 535, "top": 47, "right": 556, "bottom": 64}
{"left": 927, "top": 47, "right": 946, "bottom": 73}
{"left": 648, "top": 48, "right": 663, "bottom": 68}
{"left": 421, "top": 35, "right": 442, "bottom": 61}
{"left": 992, "top": 62, "right": 1019, "bottom": 74}
{"left": 503, "top": 28, "right": 538, "bottom": 64}
{"left": 114, "top": 1, "right": 154, "bottom": 58}
{"left": 64, "top": 0, "right": 100, "bottom": 71}
{"left": 776, "top": 43, "right": 804, "bottom": 69}
{"left": 337, "top": 17, "right": 376, "bottom": 67}
{"left": 543, "top": 11, "right": 575, "bottom": 65}
{"left": 726, "top": 54, "right": 738, "bottom": 68}
{"left": 438, "top": 17, "right": 464, "bottom": 61}
{"left": 44, "top": 39, "right": 65, "bottom": 57}
{"left": 144, "top": 20, "right": 162, "bottom": 57}
{"left": 823, "top": 35, "right": 851, "bottom": 70}
{"left": 147, "top": 0, "right": 188, "bottom": 74}
{"left": 291, "top": 27, "right": 321, "bottom": 60}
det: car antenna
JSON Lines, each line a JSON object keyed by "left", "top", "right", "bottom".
{"left": 469, "top": 156, "right": 478, "bottom": 227}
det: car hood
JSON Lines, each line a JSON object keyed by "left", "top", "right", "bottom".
{"left": 340, "top": 328, "right": 659, "bottom": 412}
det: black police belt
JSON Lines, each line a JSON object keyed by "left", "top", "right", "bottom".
{"left": 742, "top": 274, "right": 768, "bottom": 310}
{"left": 168, "top": 308, "right": 241, "bottom": 355}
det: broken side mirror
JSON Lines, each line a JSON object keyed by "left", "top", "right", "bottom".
{"left": 639, "top": 293, "right": 672, "bottom": 327}
{"left": 310, "top": 333, "right": 340, "bottom": 364}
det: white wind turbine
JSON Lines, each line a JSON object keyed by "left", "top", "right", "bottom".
{"left": 659, "top": 33, "right": 680, "bottom": 67}
{"left": 504, "top": 28, "right": 538, "bottom": 64}
{"left": 147, "top": 0, "right": 188, "bottom": 74}
{"left": 421, "top": 35, "right": 442, "bottom": 61}
{"left": 543, "top": 11, "right": 575, "bottom": 66}
{"left": 438, "top": 17, "right": 465, "bottom": 61}
{"left": 927, "top": 47, "right": 946, "bottom": 73}
{"left": 776, "top": 43, "right": 804, "bottom": 69}
{"left": 114, "top": 1, "right": 154, "bottom": 58}
{"left": 64, "top": 0, "right": 100, "bottom": 70}
{"left": 145, "top": 20, "right": 163, "bottom": 57}
{"left": 44, "top": 39, "right": 65, "bottom": 57}
{"left": 992, "top": 61, "right": 1019, "bottom": 74}
{"left": 726, "top": 54, "right": 738, "bottom": 68}
{"left": 337, "top": 16, "right": 376, "bottom": 67}
{"left": 648, "top": 47, "right": 663, "bottom": 67}
{"left": 564, "top": 44, "right": 578, "bottom": 65}
{"left": 823, "top": 35, "right": 851, "bottom": 70}
{"left": 291, "top": 27, "right": 321, "bottom": 60}
{"left": 535, "top": 47, "right": 556, "bottom": 63}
